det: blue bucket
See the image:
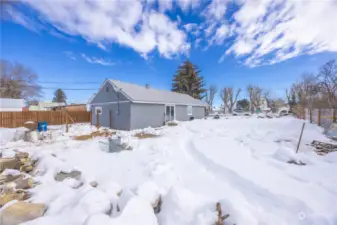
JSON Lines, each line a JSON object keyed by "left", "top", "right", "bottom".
{"left": 37, "top": 122, "right": 48, "bottom": 132}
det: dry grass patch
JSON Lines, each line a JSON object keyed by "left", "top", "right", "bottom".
{"left": 74, "top": 130, "right": 116, "bottom": 141}
{"left": 134, "top": 132, "right": 159, "bottom": 139}
{"left": 167, "top": 122, "right": 178, "bottom": 126}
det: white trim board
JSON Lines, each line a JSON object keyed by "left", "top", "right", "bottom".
{"left": 133, "top": 100, "right": 207, "bottom": 107}
{"left": 91, "top": 100, "right": 207, "bottom": 107}
{"left": 91, "top": 101, "right": 130, "bottom": 106}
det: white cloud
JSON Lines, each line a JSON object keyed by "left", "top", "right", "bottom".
{"left": 63, "top": 51, "right": 77, "bottom": 60}
{"left": 19, "top": 0, "right": 189, "bottom": 59}
{"left": 8, "top": 0, "right": 337, "bottom": 67}
{"left": 2, "top": 3, "right": 40, "bottom": 32}
{"left": 203, "top": 0, "right": 228, "bottom": 20}
{"left": 214, "top": 24, "right": 229, "bottom": 44}
{"left": 226, "top": 0, "right": 337, "bottom": 66}
{"left": 81, "top": 54, "right": 116, "bottom": 66}
{"left": 177, "top": 0, "right": 200, "bottom": 12}
{"left": 183, "top": 23, "right": 198, "bottom": 32}
{"left": 158, "top": 0, "right": 172, "bottom": 12}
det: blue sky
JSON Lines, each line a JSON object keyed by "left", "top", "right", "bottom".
{"left": 1, "top": 0, "right": 337, "bottom": 106}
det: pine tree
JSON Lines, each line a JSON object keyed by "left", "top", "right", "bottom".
{"left": 53, "top": 89, "right": 67, "bottom": 103}
{"left": 171, "top": 60, "right": 206, "bottom": 99}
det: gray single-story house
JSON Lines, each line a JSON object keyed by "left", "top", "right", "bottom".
{"left": 89, "top": 80, "right": 207, "bottom": 130}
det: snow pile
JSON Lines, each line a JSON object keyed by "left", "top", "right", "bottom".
{"left": 1, "top": 117, "right": 337, "bottom": 225}
{"left": 0, "top": 127, "right": 28, "bottom": 143}
{"left": 117, "top": 127, "right": 162, "bottom": 138}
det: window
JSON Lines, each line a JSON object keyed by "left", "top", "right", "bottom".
{"left": 95, "top": 106, "right": 102, "bottom": 115}
{"left": 106, "top": 86, "right": 109, "bottom": 92}
{"left": 187, "top": 105, "right": 192, "bottom": 115}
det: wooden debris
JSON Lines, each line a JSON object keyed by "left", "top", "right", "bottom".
{"left": 0, "top": 174, "right": 23, "bottom": 185}
{"left": 167, "top": 122, "right": 178, "bottom": 126}
{"left": 0, "top": 202, "right": 46, "bottom": 225}
{"left": 0, "top": 177, "right": 34, "bottom": 191}
{"left": 152, "top": 196, "right": 162, "bottom": 214}
{"left": 134, "top": 133, "right": 158, "bottom": 139}
{"left": 0, "top": 158, "right": 21, "bottom": 173}
{"left": 74, "top": 130, "right": 116, "bottom": 141}
{"left": 0, "top": 190, "right": 30, "bottom": 207}
{"left": 15, "top": 152, "right": 29, "bottom": 159}
{"left": 215, "top": 202, "right": 230, "bottom": 225}
{"left": 20, "top": 165, "right": 34, "bottom": 173}
{"left": 311, "top": 140, "right": 337, "bottom": 155}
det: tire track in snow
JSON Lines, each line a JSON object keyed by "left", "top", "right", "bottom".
{"left": 180, "top": 125, "right": 318, "bottom": 224}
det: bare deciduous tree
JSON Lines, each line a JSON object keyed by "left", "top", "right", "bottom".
{"left": 220, "top": 87, "right": 241, "bottom": 113}
{"left": 0, "top": 59, "right": 42, "bottom": 102}
{"left": 287, "top": 59, "right": 337, "bottom": 110}
{"left": 317, "top": 60, "right": 337, "bottom": 107}
{"left": 205, "top": 85, "right": 218, "bottom": 113}
{"left": 291, "top": 73, "right": 318, "bottom": 109}
{"left": 247, "top": 85, "right": 262, "bottom": 112}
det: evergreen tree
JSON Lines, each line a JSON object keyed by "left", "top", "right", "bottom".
{"left": 236, "top": 98, "right": 250, "bottom": 110}
{"left": 171, "top": 60, "right": 206, "bottom": 99}
{"left": 53, "top": 89, "right": 67, "bottom": 103}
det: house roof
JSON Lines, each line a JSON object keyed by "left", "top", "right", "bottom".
{"left": 109, "top": 80, "right": 207, "bottom": 106}
{"left": 0, "top": 98, "right": 24, "bottom": 108}
{"left": 38, "top": 102, "right": 66, "bottom": 108}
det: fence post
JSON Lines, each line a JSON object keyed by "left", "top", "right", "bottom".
{"left": 309, "top": 109, "right": 312, "bottom": 123}
{"left": 90, "top": 111, "right": 92, "bottom": 126}
{"left": 66, "top": 115, "right": 69, "bottom": 133}
{"left": 12, "top": 112, "right": 16, "bottom": 128}
{"left": 318, "top": 108, "right": 321, "bottom": 126}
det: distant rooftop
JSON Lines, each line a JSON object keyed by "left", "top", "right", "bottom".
{"left": 0, "top": 98, "right": 25, "bottom": 108}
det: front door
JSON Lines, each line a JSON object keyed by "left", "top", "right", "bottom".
{"left": 165, "top": 105, "right": 175, "bottom": 122}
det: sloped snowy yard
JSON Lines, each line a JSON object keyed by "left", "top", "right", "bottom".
{"left": 1, "top": 117, "right": 337, "bottom": 225}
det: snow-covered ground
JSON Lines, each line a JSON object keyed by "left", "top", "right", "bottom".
{"left": 1, "top": 117, "right": 337, "bottom": 225}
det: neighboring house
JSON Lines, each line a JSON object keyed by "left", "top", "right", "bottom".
{"left": 0, "top": 98, "right": 24, "bottom": 112}
{"left": 50, "top": 104, "right": 88, "bottom": 111}
{"left": 28, "top": 102, "right": 66, "bottom": 111}
{"left": 89, "top": 80, "right": 208, "bottom": 130}
{"left": 259, "top": 98, "right": 271, "bottom": 113}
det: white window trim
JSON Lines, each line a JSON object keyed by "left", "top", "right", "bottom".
{"left": 95, "top": 106, "right": 102, "bottom": 115}
{"left": 165, "top": 104, "right": 176, "bottom": 121}
{"left": 187, "top": 105, "right": 193, "bottom": 116}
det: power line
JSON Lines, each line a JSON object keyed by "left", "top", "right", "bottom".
{"left": 0, "top": 85, "right": 97, "bottom": 91}
{"left": 37, "top": 81, "right": 101, "bottom": 84}
{"left": 40, "top": 87, "right": 97, "bottom": 90}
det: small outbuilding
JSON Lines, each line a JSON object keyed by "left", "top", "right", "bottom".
{"left": 89, "top": 80, "right": 207, "bottom": 130}
{"left": 0, "top": 98, "right": 24, "bottom": 112}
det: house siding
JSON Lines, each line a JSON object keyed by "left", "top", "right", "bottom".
{"left": 91, "top": 82, "right": 129, "bottom": 104}
{"left": 130, "top": 103, "right": 165, "bottom": 130}
{"left": 91, "top": 102, "right": 131, "bottom": 130}
{"left": 176, "top": 105, "right": 205, "bottom": 121}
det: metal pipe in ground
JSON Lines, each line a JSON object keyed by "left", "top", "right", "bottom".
{"left": 296, "top": 122, "right": 306, "bottom": 153}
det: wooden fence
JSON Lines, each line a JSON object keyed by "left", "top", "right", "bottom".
{"left": 305, "top": 108, "right": 336, "bottom": 129}
{"left": 0, "top": 111, "right": 92, "bottom": 128}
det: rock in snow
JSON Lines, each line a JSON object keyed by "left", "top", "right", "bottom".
{"left": 0, "top": 202, "right": 46, "bottom": 225}
{"left": 55, "top": 170, "right": 82, "bottom": 181}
